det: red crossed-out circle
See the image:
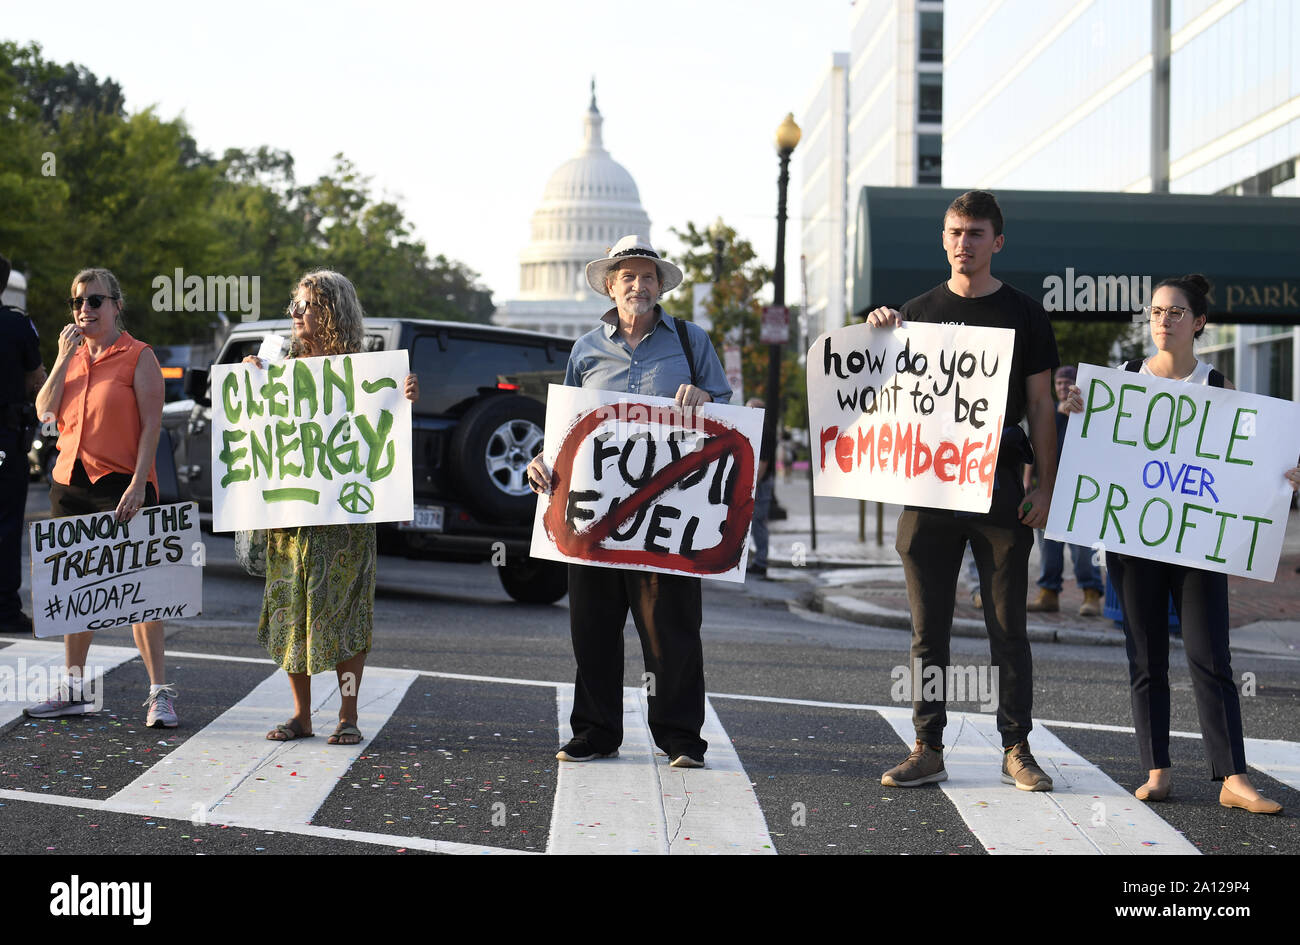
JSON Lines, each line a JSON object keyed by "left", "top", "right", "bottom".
{"left": 543, "top": 402, "right": 754, "bottom": 573}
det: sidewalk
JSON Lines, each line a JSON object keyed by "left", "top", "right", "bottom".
{"left": 765, "top": 477, "right": 1300, "bottom": 658}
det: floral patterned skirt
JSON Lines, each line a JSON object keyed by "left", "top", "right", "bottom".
{"left": 257, "top": 524, "right": 375, "bottom": 675}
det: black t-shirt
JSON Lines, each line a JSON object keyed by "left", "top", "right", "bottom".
{"left": 899, "top": 282, "right": 1059, "bottom": 427}
{"left": 0, "top": 305, "right": 40, "bottom": 405}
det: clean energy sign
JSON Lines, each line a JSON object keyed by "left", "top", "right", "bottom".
{"left": 211, "top": 350, "right": 413, "bottom": 531}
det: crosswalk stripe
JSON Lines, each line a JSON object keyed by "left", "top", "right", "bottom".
{"left": 665, "top": 698, "right": 775, "bottom": 855}
{"left": 547, "top": 686, "right": 774, "bottom": 855}
{"left": 1241, "top": 737, "right": 1300, "bottom": 793}
{"left": 0, "top": 641, "right": 141, "bottom": 729}
{"left": 102, "top": 666, "right": 419, "bottom": 828}
{"left": 876, "top": 707, "right": 1200, "bottom": 855}
{"left": 549, "top": 685, "right": 668, "bottom": 854}
{"left": 0, "top": 788, "right": 529, "bottom": 855}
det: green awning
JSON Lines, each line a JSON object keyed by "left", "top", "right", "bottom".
{"left": 852, "top": 187, "right": 1300, "bottom": 325}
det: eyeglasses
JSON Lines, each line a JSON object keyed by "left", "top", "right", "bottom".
{"left": 1142, "top": 305, "right": 1190, "bottom": 324}
{"left": 67, "top": 294, "right": 119, "bottom": 312}
{"left": 287, "top": 299, "right": 322, "bottom": 317}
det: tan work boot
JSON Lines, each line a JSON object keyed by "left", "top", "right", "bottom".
{"left": 1078, "top": 588, "right": 1103, "bottom": 616}
{"left": 1002, "top": 742, "right": 1053, "bottom": 791}
{"left": 881, "top": 740, "right": 947, "bottom": 787}
{"left": 1026, "top": 588, "right": 1059, "bottom": 613}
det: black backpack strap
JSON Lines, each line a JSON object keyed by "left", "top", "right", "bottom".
{"left": 673, "top": 317, "right": 700, "bottom": 388}
{"left": 1123, "top": 359, "right": 1142, "bottom": 372}
{"left": 1208, "top": 368, "right": 1225, "bottom": 388}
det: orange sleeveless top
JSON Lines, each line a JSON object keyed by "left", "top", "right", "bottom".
{"left": 53, "top": 331, "right": 159, "bottom": 491}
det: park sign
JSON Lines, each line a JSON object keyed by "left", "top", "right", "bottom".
{"left": 807, "top": 322, "right": 1016, "bottom": 513}
{"left": 1045, "top": 364, "right": 1300, "bottom": 580}
{"left": 211, "top": 350, "right": 413, "bottom": 531}
{"left": 529, "top": 386, "right": 764, "bottom": 582}
{"left": 29, "top": 503, "right": 202, "bottom": 638}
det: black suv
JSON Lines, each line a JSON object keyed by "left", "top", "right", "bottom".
{"left": 161, "top": 318, "right": 573, "bottom": 603}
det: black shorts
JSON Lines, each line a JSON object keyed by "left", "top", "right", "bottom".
{"left": 50, "top": 459, "right": 157, "bottom": 517}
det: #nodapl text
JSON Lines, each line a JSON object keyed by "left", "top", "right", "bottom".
{"left": 818, "top": 419, "right": 1002, "bottom": 495}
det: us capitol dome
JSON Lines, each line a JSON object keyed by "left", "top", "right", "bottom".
{"left": 493, "top": 82, "right": 654, "bottom": 338}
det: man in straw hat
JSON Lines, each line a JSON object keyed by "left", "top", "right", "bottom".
{"left": 527, "top": 235, "right": 732, "bottom": 769}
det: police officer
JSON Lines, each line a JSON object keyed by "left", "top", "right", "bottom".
{"left": 0, "top": 253, "right": 46, "bottom": 634}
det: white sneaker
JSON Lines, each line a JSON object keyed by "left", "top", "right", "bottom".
{"left": 143, "top": 685, "right": 179, "bottom": 728}
{"left": 25, "top": 682, "right": 96, "bottom": 719}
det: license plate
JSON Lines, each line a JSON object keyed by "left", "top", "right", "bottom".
{"left": 400, "top": 506, "right": 444, "bottom": 531}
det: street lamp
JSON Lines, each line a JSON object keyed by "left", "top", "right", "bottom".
{"left": 766, "top": 113, "right": 799, "bottom": 519}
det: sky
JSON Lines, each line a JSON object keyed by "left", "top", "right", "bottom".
{"left": 6, "top": 0, "right": 858, "bottom": 306}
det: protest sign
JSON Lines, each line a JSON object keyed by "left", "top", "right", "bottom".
{"left": 529, "top": 386, "right": 764, "bottom": 582}
{"left": 1045, "top": 364, "right": 1300, "bottom": 581}
{"left": 29, "top": 503, "right": 202, "bottom": 638}
{"left": 807, "top": 322, "right": 1016, "bottom": 512}
{"left": 211, "top": 350, "right": 413, "bottom": 531}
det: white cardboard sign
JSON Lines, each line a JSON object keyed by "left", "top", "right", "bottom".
{"left": 29, "top": 503, "right": 202, "bottom": 638}
{"left": 529, "top": 386, "right": 764, "bottom": 582}
{"left": 807, "top": 322, "right": 1016, "bottom": 512}
{"left": 1045, "top": 364, "right": 1300, "bottom": 580}
{"left": 211, "top": 350, "right": 413, "bottom": 531}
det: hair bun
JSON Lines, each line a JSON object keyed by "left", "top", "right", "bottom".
{"left": 1182, "top": 273, "right": 1212, "bottom": 297}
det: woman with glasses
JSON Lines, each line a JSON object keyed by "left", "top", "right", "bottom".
{"left": 247, "top": 271, "right": 418, "bottom": 745}
{"left": 1063, "top": 274, "right": 1300, "bottom": 814}
{"left": 26, "top": 268, "right": 178, "bottom": 727}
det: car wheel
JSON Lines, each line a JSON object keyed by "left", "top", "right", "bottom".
{"left": 497, "top": 554, "right": 568, "bottom": 604}
{"left": 449, "top": 395, "right": 546, "bottom": 524}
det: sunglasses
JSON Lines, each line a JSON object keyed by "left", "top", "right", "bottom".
{"left": 287, "top": 299, "right": 322, "bottom": 317}
{"left": 67, "top": 294, "right": 120, "bottom": 312}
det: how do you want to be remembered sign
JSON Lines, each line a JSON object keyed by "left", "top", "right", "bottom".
{"left": 29, "top": 503, "right": 202, "bottom": 638}
{"left": 807, "top": 322, "right": 1016, "bottom": 513}
{"left": 211, "top": 350, "right": 413, "bottom": 531}
{"left": 1045, "top": 364, "right": 1300, "bottom": 580}
{"left": 530, "top": 386, "right": 764, "bottom": 582}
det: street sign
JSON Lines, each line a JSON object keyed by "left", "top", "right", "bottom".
{"left": 761, "top": 305, "right": 789, "bottom": 344}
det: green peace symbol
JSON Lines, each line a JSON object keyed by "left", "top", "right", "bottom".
{"left": 338, "top": 480, "right": 375, "bottom": 514}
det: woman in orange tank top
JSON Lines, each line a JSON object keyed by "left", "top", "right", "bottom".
{"left": 26, "top": 268, "right": 177, "bottom": 729}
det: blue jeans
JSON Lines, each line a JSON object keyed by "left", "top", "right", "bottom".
{"left": 752, "top": 475, "right": 773, "bottom": 569}
{"left": 1036, "top": 531, "right": 1103, "bottom": 592}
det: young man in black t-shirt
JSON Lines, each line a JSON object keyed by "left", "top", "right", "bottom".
{"left": 866, "top": 191, "right": 1060, "bottom": 791}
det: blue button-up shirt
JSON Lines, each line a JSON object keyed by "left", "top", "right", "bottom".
{"left": 563, "top": 306, "right": 732, "bottom": 403}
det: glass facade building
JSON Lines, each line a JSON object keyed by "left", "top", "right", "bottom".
{"left": 798, "top": 0, "right": 943, "bottom": 340}
{"left": 942, "top": 0, "right": 1300, "bottom": 399}
{"left": 800, "top": 53, "right": 850, "bottom": 342}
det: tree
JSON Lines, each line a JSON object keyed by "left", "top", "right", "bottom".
{"left": 1051, "top": 318, "right": 1146, "bottom": 374}
{"left": 1, "top": 41, "right": 495, "bottom": 373}
{"left": 663, "top": 220, "right": 806, "bottom": 428}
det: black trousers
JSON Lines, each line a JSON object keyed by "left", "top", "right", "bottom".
{"left": 895, "top": 506, "right": 1035, "bottom": 748}
{"left": 1107, "top": 553, "right": 1244, "bottom": 779}
{"left": 0, "top": 428, "right": 29, "bottom": 621}
{"left": 566, "top": 563, "right": 707, "bottom": 760}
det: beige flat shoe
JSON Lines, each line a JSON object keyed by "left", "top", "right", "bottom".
{"left": 1219, "top": 784, "right": 1282, "bottom": 815}
{"left": 1135, "top": 782, "right": 1170, "bottom": 802}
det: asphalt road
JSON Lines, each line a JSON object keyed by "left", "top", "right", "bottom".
{"left": 5, "top": 546, "right": 1298, "bottom": 859}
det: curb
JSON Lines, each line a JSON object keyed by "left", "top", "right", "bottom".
{"left": 811, "top": 587, "right": 1131, "bottom": 648}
